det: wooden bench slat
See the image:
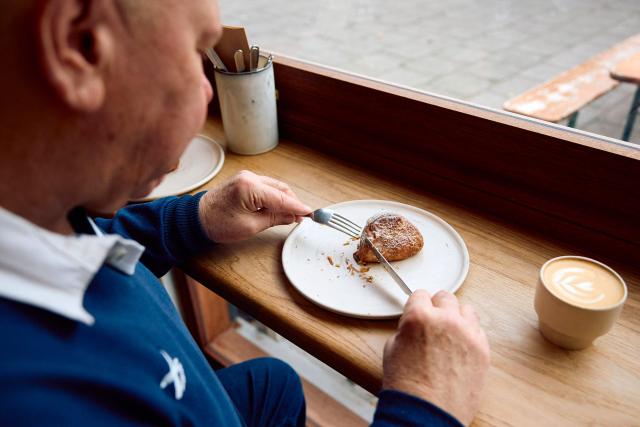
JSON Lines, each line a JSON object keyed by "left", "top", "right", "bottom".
{"left": 504, "top": 33, "right": 640, "bottom": 122}
{"left": 611, "top": 51, "right": 640, "bottom": 84}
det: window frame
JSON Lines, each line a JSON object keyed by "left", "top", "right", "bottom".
{"left": 211, "top": 54, "right": 639, "bottom": 264}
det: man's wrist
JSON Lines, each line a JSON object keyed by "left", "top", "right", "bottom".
{"left": 170, "top": 191, "right": 215, "bottom": 253}
{"left": 196, "top": 190, "right": 216, "bottom": 243}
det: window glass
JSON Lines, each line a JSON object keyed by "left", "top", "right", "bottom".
{"left": 218, "top": 0, "right": 640, "bottom": 145}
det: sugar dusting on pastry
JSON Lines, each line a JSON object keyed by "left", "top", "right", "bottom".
{"left": 354, "top": 213, "right": 424, "bottom": 264}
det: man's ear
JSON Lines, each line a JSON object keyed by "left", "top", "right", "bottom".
{"left": 36, "top": 0, "right": 115, "bottom": 112}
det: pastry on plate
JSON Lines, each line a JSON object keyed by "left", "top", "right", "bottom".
{"left": 354, "top": 213, "right": 423, "bottom": 264}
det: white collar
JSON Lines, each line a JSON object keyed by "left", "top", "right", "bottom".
{"left": 0, "top": 207, "right": 144, "bottom": 325}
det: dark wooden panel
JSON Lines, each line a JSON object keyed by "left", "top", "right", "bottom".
{"left": 271, "top": 57, "right": 640, "bottom": 265}
{"left": 173, "top": 269, "right": 231, "bottom": 348}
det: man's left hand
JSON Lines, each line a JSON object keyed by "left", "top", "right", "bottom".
{"left": 198, "top": 170, "right": 311, "bottom": 243}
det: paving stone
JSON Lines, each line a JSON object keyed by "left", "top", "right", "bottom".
{"left": 377, "top": 67, "right": 433, "bottom": 88}
{"left": 402, "top": 56, "right": 463, "bottom": 81}
{"left": 467, "top": 91, "right": 509, "bottom": 109}
{"left": 463, "top": 36, "right": 517, "bottom": 53}
{"left": 517, "top": 37, "right": 573, "bottom": 57}
{"left": 485, "top": 74, "right": 544, "bottom": 99}
{"left": 581, "top": 119, "right": 628, "bottom": 141}
{"left": 577, "top": 101, "right": 613, "bottom": 126}
{"left": 489, "top": 28, "right": 536, "bottom": 44}
{"left": 428, "top": 42, "right": 491, "bottom": 64}
{"left": 427, "top": 72, "right": 493, "bottom": 98}
{"left": 466, "top": 60, "right": 523, "bottom": 82}
{"left": 489, "top": 50, "right": 546, "bottom": 69}
{"left": 545, "top": 51, "right": 593, "bottom": 69}
{"left": 393, "top": 41, "right": 442, "bottom": 59}
{"left": 343, "top": 49, "right": 404, "bottom": 76}
{"left": 608, "top": 21, "right": 640, "bottom": 38}
{"left": 305, "top": 49, "right": 355, "bottom": 69}
{"left": 519, "top": 62, "right": 568, "bottom": 82}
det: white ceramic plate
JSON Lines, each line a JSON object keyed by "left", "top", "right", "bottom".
{"left": 136, "top": 135, "right": 224, "bottom": 201}
{"left": 282, "top": 200, "right": 470, "bottom": 318}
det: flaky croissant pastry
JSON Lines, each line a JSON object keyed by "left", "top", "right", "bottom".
{"left": 354, "top": 213, "right": 423, "bottom": 264}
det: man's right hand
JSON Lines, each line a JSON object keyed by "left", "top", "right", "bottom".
{"left": 382, "top": 290, "right": 490, "bottom": 426}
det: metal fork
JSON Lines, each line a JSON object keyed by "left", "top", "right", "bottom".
{"left": 310, "top": 208, "right": 362, "bottom": 239}
{"left": 308, "top": 208, "right": 413, "bottom": 296}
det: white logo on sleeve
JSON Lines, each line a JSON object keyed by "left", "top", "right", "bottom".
{"left": 159, "top": 350, "right": 186, "bottom": 400}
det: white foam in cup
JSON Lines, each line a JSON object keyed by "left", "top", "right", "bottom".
{"left": 534, "top": 256, "right": 627, "bottom": 350}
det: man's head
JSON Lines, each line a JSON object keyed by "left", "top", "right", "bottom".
{"left": 0, "top": 0, "right": 221, "bottom": 230}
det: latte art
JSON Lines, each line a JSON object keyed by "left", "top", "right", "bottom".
{"left": 552, "top": 266, "right": 604, "bottom": 305}
{"left": 543, "top": 258, "right": 624, "bottom": 309}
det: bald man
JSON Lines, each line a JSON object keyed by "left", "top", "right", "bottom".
{"left": 0, "top": 1, "right": 489, "bottom": 426}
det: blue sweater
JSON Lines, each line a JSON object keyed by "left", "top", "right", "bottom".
{"left": 0, "top": 193, "right": 462, "bottom": 426}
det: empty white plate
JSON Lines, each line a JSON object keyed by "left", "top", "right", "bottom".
{"left": 136, "top": 135, "right": 224, "bottom": 201}
{"left": 282, "top": 200, "right": 470, "bottom": 318}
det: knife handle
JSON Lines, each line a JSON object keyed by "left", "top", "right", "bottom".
{"left": 249, "top": 45, "right": 260, "bottom": 71}
{"left": 234, "top": 49, "right": 245, "bottom": 73}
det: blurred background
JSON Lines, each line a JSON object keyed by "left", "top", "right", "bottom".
{"left": 218, "top": 0, "right": 640, "bottom": 144}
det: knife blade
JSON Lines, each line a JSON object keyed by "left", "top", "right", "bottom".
{"left": 363, "top": 236, "right": 413, "bottom": 296}
{"left": 205, "top": 48, "right": 227, "bottom": 71}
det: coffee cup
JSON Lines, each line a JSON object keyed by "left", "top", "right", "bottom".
{"left": 534, "top": 255, "right": 627, "bottom": 350}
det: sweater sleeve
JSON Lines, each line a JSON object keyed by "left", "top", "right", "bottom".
{"left": 371, "top": 390, "right": 464, "bottom": 427}
{"left": 94, "top": 192, "right": 214, "bottom": 277}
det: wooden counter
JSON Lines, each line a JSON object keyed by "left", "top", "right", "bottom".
{"left": 189, "top": 57, "right": 640, "bottom": 426}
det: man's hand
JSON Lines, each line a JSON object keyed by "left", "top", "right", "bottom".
{"left": 198, "top": 170, "right": 311, "bottom": 243}
{"left": 382, "top": 290, "right": 490, "bottom": 426}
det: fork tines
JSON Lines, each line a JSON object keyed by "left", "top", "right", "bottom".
{"left": 329, "top": 212, "right": 362, "bottom": 239}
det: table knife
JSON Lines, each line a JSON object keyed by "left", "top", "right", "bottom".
{"left": 234, "top": 49, "right": 245, "bottom": 73}
{"left": 250, "top": 45, "right": 260, "bottom": 71}
{"left": 205, "top": 48, "right": 227, "bottom": 71}
{"left": 363, "top": 236, "right": 413, "bottom": 296}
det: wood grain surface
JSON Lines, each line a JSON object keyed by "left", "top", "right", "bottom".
{"left": 611, "top": 51, "right": 640, "bottom": 84}
{"left": 186, "top": 121, "right": 640, "bottom": 426}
